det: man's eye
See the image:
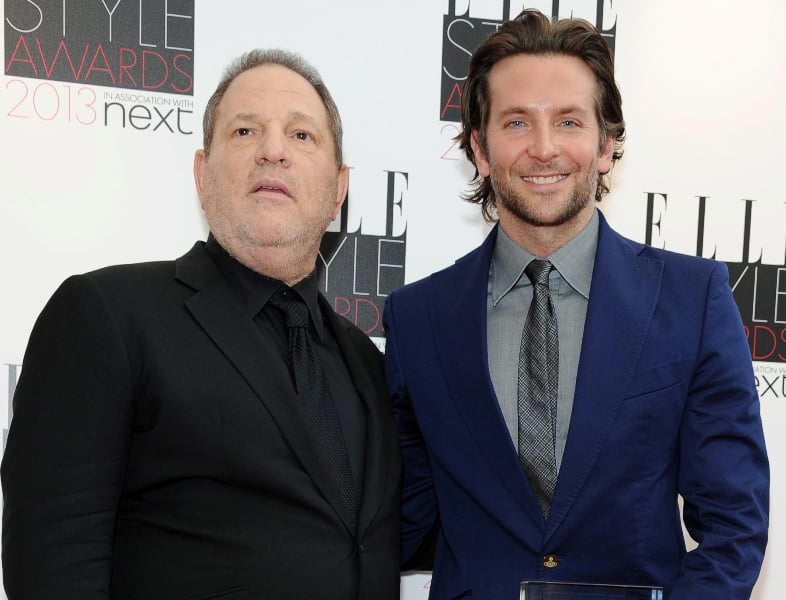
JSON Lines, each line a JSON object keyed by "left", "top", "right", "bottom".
{"left": 236, "top": 128, "right": 252, "bottom": 136}
{"left": 507, "top": 120, "right": 524, "bottom": 128}
{"left": 294, "top": 131, "right": 313, "bottom": 142}
{"left": 559, "top": 119, "right": 577, "bottom": 127}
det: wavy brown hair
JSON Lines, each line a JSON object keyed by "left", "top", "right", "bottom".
{"left": 459, "top": 9, "right": 626, "bottom": 221}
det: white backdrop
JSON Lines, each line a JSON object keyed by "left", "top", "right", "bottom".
{"left": 1, "top": 1, "right": 784, "bottom": 598}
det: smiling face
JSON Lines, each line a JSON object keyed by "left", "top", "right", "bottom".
{"left": 194, "top": 64, "right": 348, "bottom": 279}
{"left": 471, "top": 53, "right": 614, "bottom": 252}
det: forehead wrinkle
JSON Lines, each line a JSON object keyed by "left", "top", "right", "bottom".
{"left": 227, "top": 110, "right": 324, "bottom": 129}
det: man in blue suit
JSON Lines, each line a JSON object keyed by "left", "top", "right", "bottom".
{"left": 383, "top": 9, "right": 769, "bottom": 599}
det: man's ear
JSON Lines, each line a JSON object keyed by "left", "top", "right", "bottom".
{"left": 193, "top": 149, "right": 207, "bottom": 208}
{"left": 598, "top": 136, "right": 615, "bottom": 175}
{"left": 470, "top": 130, "right": 490, "bottom": 177}
{"left": 331, "top": 164, "right": 350, "bottom": 220}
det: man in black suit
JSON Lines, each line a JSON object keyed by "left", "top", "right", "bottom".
{"left": 1, "top": 49, "right": 401, "bottom": 600}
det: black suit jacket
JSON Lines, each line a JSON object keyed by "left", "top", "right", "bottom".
{"left": 1, "top": 242, "right": 401, "bottom": 600}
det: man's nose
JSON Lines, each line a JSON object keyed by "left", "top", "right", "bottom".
{"left": 254, "top": 130, "right": 291, "bottom": 166}
{"left": 528, "top": 126, "right": 559, "bottom": 162}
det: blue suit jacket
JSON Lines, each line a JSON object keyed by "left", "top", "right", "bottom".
{"left": 383, "top": 213, "right": 768, "bottom": 600}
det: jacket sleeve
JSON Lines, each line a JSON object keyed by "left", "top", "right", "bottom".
{"left": 671, "top": 261, "right": 769, "bottom": 599}
{"left": 1, "top": 274, "right": 135, "bottom": 599}
{"left": 383, "top": 292, "right": 438, "bottom": 568}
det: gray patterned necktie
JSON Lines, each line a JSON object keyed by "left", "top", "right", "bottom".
{"left": 268, "top": 289, "right": 358, "bottom": 527}
{"left": 517, "top": 259, "right": 558, "bottom": 520}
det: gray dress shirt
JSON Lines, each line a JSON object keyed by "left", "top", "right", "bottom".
{"left": 487, "top": 209, "right": 599, "bottom": 471}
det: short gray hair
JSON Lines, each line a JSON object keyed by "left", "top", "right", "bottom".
{"left": 202, "top": 49, "right": 344, "bottom": 165}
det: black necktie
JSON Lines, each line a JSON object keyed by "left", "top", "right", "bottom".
{"left": 517, "top": 259, "right": 558, "bottom": 519}
{"left": 268, "top": 289, "right": 358, "bottom": 527}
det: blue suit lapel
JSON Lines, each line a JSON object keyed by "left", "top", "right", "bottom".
{"left": 547, "top": 213, "right": 664, "bottom": 536}
{"left": 428, "top": 226, "right": 545, "bottom": 528}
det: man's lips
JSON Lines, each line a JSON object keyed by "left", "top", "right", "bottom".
{"left": 250, "top": 178, "right": 292, "bottom": 198}
{"left": 520, "top": 174, "right": 569, "bottom": 185}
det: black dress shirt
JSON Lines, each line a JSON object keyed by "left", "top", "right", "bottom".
{"left": 205, "top": 234, "right": 367, "bottom": 494}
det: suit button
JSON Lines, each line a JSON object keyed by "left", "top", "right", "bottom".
{"left": 359, "top": 543, "right": 366, "bottom": 554}
{"left": 542, "top": 554, "right": 559, "bottom": 568}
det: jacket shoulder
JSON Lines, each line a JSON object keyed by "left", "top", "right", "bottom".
{"left": 389, "top": 232, "right": 493, "bottom": 304}
{"left": 605, "top": 223, "right": 726, "bottom": 280}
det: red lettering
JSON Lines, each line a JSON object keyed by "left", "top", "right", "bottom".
{"left": 142, "top": 50, "right": 168, "bottom": 90}
{"left": 354, "top": 298, "right": 381, "bottom": 335}
{"left": 5, "top": 35, "right": 193, "bottom": 95}
{"left": 780, "top": 327, "right": 786, "bottom": 362}
{"left": 440, "top": 82, "right": 462, "bottom": 120}
{"left": 118, "top": 48, "right": 139, "bottom": 87}
{"left": 36, "top": 37, "right": 89, "bottom": 79}
{"left": 331, "top": 297, "right": 381, "bottom": 335}
{"left": 171, "top": 53, "right": 193, "bottom": 93}
{"left": 751, "top": 325, "right": 777, "bottom": 360}
{"left": 333, "top": 297, "right": 351, "bottom": 319}
{"left": 85, "top": 45, "right": 116, "bottom": 85}
{"left": 5, "top": 35, "right": 37, "bottom": 76}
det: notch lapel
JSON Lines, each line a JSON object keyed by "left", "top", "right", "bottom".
{"left": 427, "top": 228, "right": 545, "bottom": 528}
{"left": 546, "top": 214, "right": 664, "bottom": 537}
{"left": 175, "top": 244, "right": 357, "bottom": 533}
{"left": 322, "top": 301, "right": 397, "bottom": 537}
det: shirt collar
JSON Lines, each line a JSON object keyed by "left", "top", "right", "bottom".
{"left": 490, "top": 208, "right": 599, "bottom": 306}
{"left": 205, "top": 234, "right": 325, "bottom": 339}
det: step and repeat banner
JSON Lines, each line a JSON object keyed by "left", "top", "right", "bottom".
{"left": 1, "top": 1, "right": 784, "bottom": 598}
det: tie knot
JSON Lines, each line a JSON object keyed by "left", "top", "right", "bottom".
{"left": 525, "top": 259, "right": 553, "bottom": 287}
{"left": 268, "top": 289, "right": 309, "bottom": 329}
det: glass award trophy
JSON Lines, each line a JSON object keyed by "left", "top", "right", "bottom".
{"left": 520, "top": 581, "right": 663, "bottom": 600}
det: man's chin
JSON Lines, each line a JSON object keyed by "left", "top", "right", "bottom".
{"left": 497, "top": 196, "right": 594, "bottom": 231}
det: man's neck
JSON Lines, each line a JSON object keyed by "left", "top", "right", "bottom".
{"left": 222, "top": 240, "right": 319, "bottom": 287}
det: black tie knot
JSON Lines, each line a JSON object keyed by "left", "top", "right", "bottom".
{"left": 525, "top": 259, "right": 553, "bottom": 288}
{"left": 269, "top": 289, "right": 309, "bottom": 329}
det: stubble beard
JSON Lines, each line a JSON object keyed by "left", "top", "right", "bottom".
{"left": 202, "top": 170, "right": 339, "bottom": 258}
{"left": 491, "top": 157, "right": 599, "bottom": 228}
